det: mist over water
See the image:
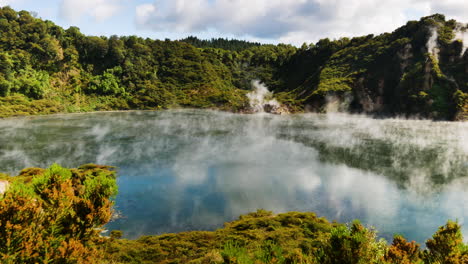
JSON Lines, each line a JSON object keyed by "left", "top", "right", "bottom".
{"left": 0, "top": 110, "right": 466, "bottom": 242}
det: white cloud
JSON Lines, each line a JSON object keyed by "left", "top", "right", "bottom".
{"left": 430, "top": 0, "right": 468, "bottom": 22}
{"left": 135, "top": 3, "right": 156, "bottom": 26}
{"left": 60, "top": 0, "right": 122, "bottom": 22}
{"left": 0, "top": 0, "right": 27, "bottom": 7}
{"left": 135, "top": 0, "right": 468, "bottom": 45}
{"left": 0, "top": 0, "right": 12, "bottom": 6}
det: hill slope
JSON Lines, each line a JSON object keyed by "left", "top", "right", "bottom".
{"left": 0, "top": 7, "right": 466, "bottom": 120}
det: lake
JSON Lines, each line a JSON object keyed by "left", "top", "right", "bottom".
{"left": 0, "top": 109, "right": 467, "bottom": 243}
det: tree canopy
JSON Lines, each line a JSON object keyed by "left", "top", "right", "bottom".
{"left": 0, "top": 7, "right": 466, "bottom": 120}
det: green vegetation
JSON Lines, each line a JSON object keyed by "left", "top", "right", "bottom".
{"left": 2, "top": 165, "right": 468, "bottom": 263}
{"left": 180, "top": 36, "right": 262, "bottom": 51}
{"left": 102, "top": 210, "right": 468, "bottom": 264}
{"left": 0, "top": 7, "right": 467, "bottom": 119}
{"left": 0, "top": 164, "right": 117, "bottom": 263}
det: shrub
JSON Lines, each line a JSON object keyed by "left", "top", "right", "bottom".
{"left": 321, "top": 220, "right": 387, "bottom": 264}
{"left": 423, "top": 220, "right": 468, "bottom": 264}
{"left": 384, "top": 235, "right": 420, "bottom": 264}
{"left": 0, "top": 164, "right": 118, "bottom": 264}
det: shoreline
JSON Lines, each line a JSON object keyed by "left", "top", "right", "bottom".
{"left": 1, "top": 107, "right": 466, "bottom": 123}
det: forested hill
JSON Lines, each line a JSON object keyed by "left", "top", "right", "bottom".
{"left": 0, "top": 7, "right": 467, "bottom": 120}
{"left": 179, "top": 36, "right": 263, "bottom": 51}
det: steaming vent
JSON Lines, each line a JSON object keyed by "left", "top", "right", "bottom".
{"left": 453, "top": 23, "right": 468, "bottom": 57}
{"left": 427, "top": 27, "right": 440, "bottom": 61}
{"left": 246, "top": 80, "right": 289, "bottom": 115}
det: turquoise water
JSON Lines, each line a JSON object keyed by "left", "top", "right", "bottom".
{"left": 0, "top": 110, "right": 467, "bottom": 242}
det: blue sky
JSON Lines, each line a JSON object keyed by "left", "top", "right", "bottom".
{"left": 1, "top": 0, "right": 468, "bottom": 46}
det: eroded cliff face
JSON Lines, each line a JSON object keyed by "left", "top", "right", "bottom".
{"left": 277, "top": 14, "right": 468, "bottom": 120}
{"left": 348, "top": 21, "right": 467, "bottom": 120}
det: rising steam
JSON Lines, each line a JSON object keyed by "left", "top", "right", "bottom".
{"left": 324, "top": 94, "right": 353, "bottom": 113}
{"left": 453, "top": 24, "right": 468, "bottom": 56}
{"left": 0, "top": 110, "right": 466, "bottom": 242}
{"left": 427, "top": 27, "right": 440, "bottom": 60}
{"left": 246, "top": 80, "right": 280, "bottom": 113}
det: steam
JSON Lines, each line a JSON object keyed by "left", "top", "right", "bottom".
{"left": 325, "top": 94, "right": 353, "bottom": 113}
{"left": 0, "top": 110, "right": 466, "bottom": 242}
{"left": 453, "top": 24, "right": 468, "bottom": 56}
{"left": 427, "top": 27, "right": 440, "bottom": 61}
{"left": 246, "top": 80, "right": 280, "bottom": 113}
{"left": 0, "top": 180, "right": 9, "bottom": 195}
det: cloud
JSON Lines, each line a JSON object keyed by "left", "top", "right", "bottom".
{"left": 0, "top": 0, "right": 28, "bottom": 7}
{"left": 60, "top": 0, "right": 122, "bottom": 22}
{"left": 0, "top": 0, "right": 13, "bottom": 6}
{"left": 135, "top": 0, "right": 468, "bottom": 45}
{"left": 429, "top": 0, "right": 468, "bottom": 21}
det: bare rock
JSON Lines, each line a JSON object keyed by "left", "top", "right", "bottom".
{"left": 263, "top": 104, "right": 290, "bottom": 115}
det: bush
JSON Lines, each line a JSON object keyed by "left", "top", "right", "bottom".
{"left": 423, "top": 220, "right": 468, "bottom": 264}
{"left": 321, "top": 220, "right": 387, "bottom": 264}
{"left": 384, "top": 235, "right": 420, "bottom": 264}
{"left": 0, "top": 164, "right": 118, "bottom": 264}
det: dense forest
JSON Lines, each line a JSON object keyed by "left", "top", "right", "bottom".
{"left": 0, "top": 165, "right": 467, "bottom": 263}
{"left": 0, "top": 7, "right": 467, "bottom": 120}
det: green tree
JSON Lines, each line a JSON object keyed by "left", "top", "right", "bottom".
{"left": 11, "top": 66, "right": 50, "bottom": 99}
{"left": 423, "top": 220, "right": 468, "bottom": 264}
{"left": 86, "top": 67, "right": 125, "bottom": 95}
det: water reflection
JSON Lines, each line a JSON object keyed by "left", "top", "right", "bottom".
{"left": 0, "top": 110, "right": 466, "bottom": 242}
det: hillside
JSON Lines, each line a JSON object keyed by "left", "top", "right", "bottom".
{"left": 0, "top": 7, "right": 466, "bottom": 120}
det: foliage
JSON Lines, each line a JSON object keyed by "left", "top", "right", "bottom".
{"left": 101, "top": 210, "right": 468, "bottom": 264}
{"left": 320, "top": 220, "right": 387, "bottom": 264}
{"left": 423, "top": 221, "right": 468, "bottom": 264}
{"left": 221, "top": 240, "right": 286, "bottom": 264}
{"left": 0, "top": 7, "right": 466, "bottom": 120}
{"left": 9, "top": 66, "right": 50, "bottom": 99}
{"left": 384, "top": 235, "right": 420, "bottom": 264}
{"left": 453, "top": 90, "right": 468, "bottom": 109}
{"left": 180, "top": 36, "right": 262, "bottom": 51}
{"left": 0, "top": 94, "right": 63, "bottom": 117}
{"left": 0, "top": 164, "right": 118, "bottom": 264}
{"left": 102, "top": 210, "right": 333, "bottom": 263}
{"left": 86, "top": 67, "right": 125, "bottom": 95}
